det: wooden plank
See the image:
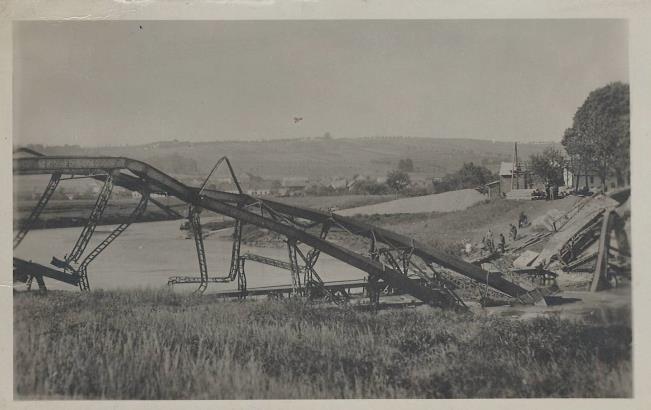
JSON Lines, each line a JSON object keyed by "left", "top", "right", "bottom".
{"left": 590, "top": 209, "right": 614, "bottom": 292}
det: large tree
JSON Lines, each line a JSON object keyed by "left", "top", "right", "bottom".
{"left": 386, "top": 169, "right": 411, "bottom": 196}
{"left": 529, "top": 147, "right": 566, "bottom": 186}
{"left": 562, "top": 82, "right": 629, "bottom": 190}
{"left": 398, "top": 158, "right": 414, "bottom": 172}
{"left": 432, "top": 162, "right": 496, "bottom": 193}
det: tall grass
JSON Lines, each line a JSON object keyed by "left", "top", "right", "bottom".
{"left": 14, "top": 289, "right": 631, "bottom": 399}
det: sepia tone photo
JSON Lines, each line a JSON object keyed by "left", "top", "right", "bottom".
{"left": 11, "top": 19, "right": 631, "bottom": 399}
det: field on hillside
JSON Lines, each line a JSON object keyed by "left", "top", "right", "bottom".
{"left": 242, "top": 196, "right": 582, "bottom": 256}
{"left": 353, "top": 196, "right": 581, "bottom": 248}
{"left": 337, "top": 189, "right": 486, "bottom": 216}
{"left": 14, "top": 290, "right": 631, "bottom": 399}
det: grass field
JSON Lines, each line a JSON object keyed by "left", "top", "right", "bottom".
{"left": 14, "top": 289, "right": 631, "bottom": 399}
{"left": 273, "top": 194, "right": 395, "bottom": 212}
{"left": 353, "top": 196, "right": 580, "bottom": 245}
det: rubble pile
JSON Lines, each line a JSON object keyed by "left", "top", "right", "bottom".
{"left": 473, "top": 191, "right": 631, "bottom": 294}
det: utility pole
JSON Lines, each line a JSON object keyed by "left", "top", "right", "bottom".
{"left": 511, "top": 142, "right": 519, "bottom": 190}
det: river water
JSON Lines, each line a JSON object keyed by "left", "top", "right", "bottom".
{"left": 14, "top": 219, "right": 367, "bottom": 293}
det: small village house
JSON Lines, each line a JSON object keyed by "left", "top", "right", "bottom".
{"left": 499, "top": 161, "right": 532, "bottom": 194}
{"left": 563, "top": 167, "right": 624, "bottom": 191}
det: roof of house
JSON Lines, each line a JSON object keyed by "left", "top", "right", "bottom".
{"left": 499, "top": 162, "right": 514, "bottom": 177}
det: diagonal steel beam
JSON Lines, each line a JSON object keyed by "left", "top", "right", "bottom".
{"left": 13, "top": 155, "right": 537, "bottom": 302}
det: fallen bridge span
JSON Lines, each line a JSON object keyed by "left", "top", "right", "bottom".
{"left": 13, "top": 151, "right": 551, "bottom": 307}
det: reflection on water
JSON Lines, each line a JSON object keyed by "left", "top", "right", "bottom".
{"left": 14, "top": 220, "right": 365, "bottom": 292}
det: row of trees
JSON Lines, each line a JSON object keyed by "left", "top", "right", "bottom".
{"left": 424, "top": 82, "right": 630, "bottom": 196}
{"left": 397, "top": 158, "right": 415, "bottom": 172}
{"left": 432, "top": 162, "right": 496, "bottom": 194}
{"left": 561, "top": 82, "right": 630, "bottom": 189}
{"left": 528, "top": 147, "right": 566, "bottom": 186}
{"left": 525, "top": 82, "right": 629, "bottom": 191}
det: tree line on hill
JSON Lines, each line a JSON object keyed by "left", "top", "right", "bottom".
{"left": 18, "top": 82, "right": 628, "bottom": 197}
{"left": 395, "top": 82, "right": 630, "bottom": 196}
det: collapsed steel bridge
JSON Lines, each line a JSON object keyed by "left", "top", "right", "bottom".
{"left": 13, "top": 150, "right": 553, "bottom": 308}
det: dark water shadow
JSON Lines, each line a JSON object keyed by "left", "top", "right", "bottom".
{"left": 544, "top": 296, "right": 582, "bottom": 305}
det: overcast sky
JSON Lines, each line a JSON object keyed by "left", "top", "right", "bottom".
{"left": 13, "top": 20, "right": 628, "bottom": 147}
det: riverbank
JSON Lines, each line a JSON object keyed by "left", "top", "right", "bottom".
{"left": 13, "top": 198, "right": 186, "bottom": 230}
{"left": 13, "top": 194, "right": 395, "bottom": 230}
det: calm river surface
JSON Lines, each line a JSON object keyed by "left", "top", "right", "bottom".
{"left": 14, "top": 219, "right": 366, "bottom": 292}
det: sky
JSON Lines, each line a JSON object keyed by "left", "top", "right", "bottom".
{"left": 13, "top": 20, "right": 628, "bottom": 147}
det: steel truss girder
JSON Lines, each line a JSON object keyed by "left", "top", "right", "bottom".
{"left": 237, "top": 258, "right": 247, "bottom": 298}
{"left": 229, "top": 219, "right": 244, "bottom": 281}
{"left": 67, "top": 174, "right": 114, "bottom": 264}
{"left": 287, "top": 240, "right": 302, "bottom": 296}
{"left": 168, "top": 211, "right": 246, "bottom": 294}
{"left": 14, "top": 155, "right": 542, "bottom": 306}
{"left": 375, "top": 246, "right": 467, "bottom": 309}
{"left": 13, "top": 173, "right": 61, "bottom": 249}
{"left": 14, "top": 257, "right": 79, "bottom": 286}
{"left": 199, "top": 156, "right": 244, "bottom": 195}
{"left": 77, "top": 190, "right": 149, "bottom": 291}
{"left": 240, "top": 252, "right": 306, "bottom": 272}
{"left": 291, "top": 240, "right": 343, "bottom": 304}
{"left": 188, "top": 205, "right": 209, "bottom": 294}
{"left": 366, "top": 236, "right": 382, "bottom": 305}
{"left": 24, "top": 272, "right": 47, "bottom": 293}
{"left": 13, "top": 148, "right": 182, "bottom": 218}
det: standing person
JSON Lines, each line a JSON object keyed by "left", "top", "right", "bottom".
{"left": 545, "top": 182, "right": 551, "bottom": 201}
{"left": 510, "top": 224, "right": 518, "bottom": 241}
{"left": 464, "top": 240, "right": 472, "bottom": 256}
{"left": 485, "top": 229, "right": 494, "bottom": 253}
{"left": 498, "top": 233, "right": 506, "bottom": 253}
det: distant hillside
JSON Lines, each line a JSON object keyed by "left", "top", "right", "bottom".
{"left": 20, "top": 137, "right": 561, "bottom": 180}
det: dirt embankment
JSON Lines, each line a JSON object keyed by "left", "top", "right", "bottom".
{"left": 238, "top": 194, "right": 582, "bottom": 259}
{"left": 341, "top": 196, "right": 580, "bottom": 254}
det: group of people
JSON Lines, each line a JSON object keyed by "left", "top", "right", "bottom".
{"left": 532, "top": 183, "right": 564, "bottom": 201}
{"left": 481, "top": 229, "right": 505, "bottom": 255}
{"left": 475, "top": 212, "right": 528, "bottom": 256}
